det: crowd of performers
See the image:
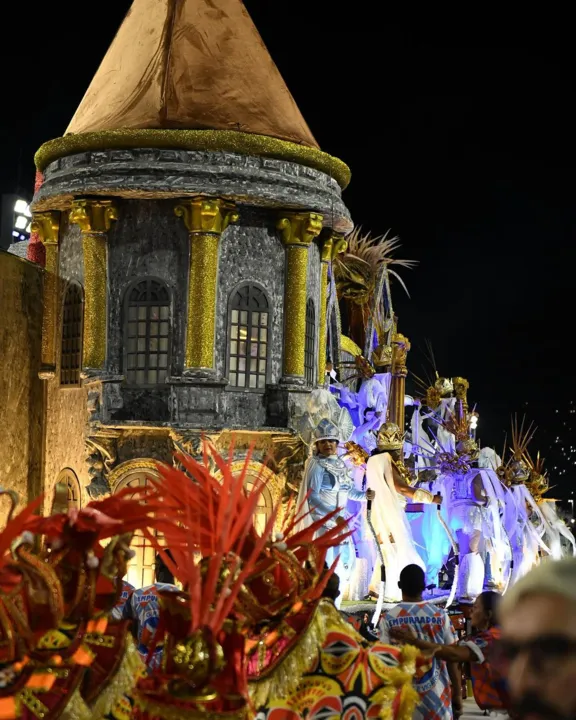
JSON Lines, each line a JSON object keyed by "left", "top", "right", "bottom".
{"left": 0, "top": 449, "right": 426, "bottom": 720}
{"left": 0, "top": 389, "right": 572, "bottom": 719}
{"left": 296, "top": 367, "right": 575, "bottom": 614}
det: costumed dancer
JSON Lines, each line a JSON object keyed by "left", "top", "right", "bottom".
{"left": 296, "top": 417, "right": 375, "bottom": 606}
{"left": 500, "top": 418, "right": 575, "bottom": 585}
{"left": 131, "top": 445, "right": 420, "bottom": 720}
{"left": 366, "top": 422, "right": 440, "bottom": 602}
{"left": 476, "top": 446, "right": 516, "bottom": 592}
{"left": 435, "top": 408, "right": 506, "bottom": 602}
{"left": 0, "top": 480, "right": 175, "bottom": 719}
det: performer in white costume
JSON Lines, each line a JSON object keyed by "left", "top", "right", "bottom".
{"left": 297, "top": 418, "right": 374, "bottom": 606}
{"left": 366, "top": 422, "right": 440, "bottom": 602}
{"left": 500, "top": 423, "right": 576, "bottom": 584}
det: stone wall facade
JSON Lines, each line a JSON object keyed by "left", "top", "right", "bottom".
{"left": 29, "top": 147, "right": 352, "bottom": 518}
{"left": 0, "top": 252, "right": 44, "bottom": 519}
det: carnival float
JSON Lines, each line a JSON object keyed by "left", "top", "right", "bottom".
{"left": 0, "top": 0, "right": 574, "bottom": 716}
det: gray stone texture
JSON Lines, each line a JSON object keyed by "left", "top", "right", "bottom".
{"left": 58, "top": 214, "right": 84, "bottom": 285}
{"left": 107, "top": 199, "right": 189, "bottom": 380}
{"left": 34, "top": 149, "right": 352, "bottom": 233}
{"left": 215, "top": 208, "right": 284, "bottom": 385}
{"left": 37, "top": 150, "right": 352, "bottom": 437}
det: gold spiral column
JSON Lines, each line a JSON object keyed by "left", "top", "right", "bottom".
{"left": 389, "top": 331, "right": 411, "bottom": 430}
{"left": 175, "top": 198, "right": 238, "bottom": 374}
{"left": 276, "top": 212, "right": 323, "bottom": 381}
{"left": 31, "top": 211, "right": 61, "bottom": 378}
{"left": 69, "top": 199, "right": 118, "bottom": 371}
{"left": 317, "top": 231, "right": 347, "bottom": 384}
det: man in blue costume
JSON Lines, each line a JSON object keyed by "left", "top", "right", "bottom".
{"left": 298, "top": 418, "right": 375, "bottom": 605}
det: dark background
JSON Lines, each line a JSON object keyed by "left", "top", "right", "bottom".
{"left": 1, "top": 7, "right": 574, "bottom": 494}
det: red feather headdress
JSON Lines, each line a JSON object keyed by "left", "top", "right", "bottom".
{"left": 131, "top": 441, "right": 352, "bottom": 716}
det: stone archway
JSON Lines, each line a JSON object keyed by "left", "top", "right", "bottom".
{"left": 215, "top": 460, "right": 284, "bottom": 533}
{"left": 108, "top": 459, "right": 167, "bottom": 589}
{"left": 55, "top": 468, "right": 82, "bottom": 511}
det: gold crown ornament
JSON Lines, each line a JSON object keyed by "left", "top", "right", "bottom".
{"left": 434, "top": 376, "right": 454, "bottom": 397}
{"left": 376, "top": 422, "right": 405, "bottom": 451}
{"left": 505, "top": 415, "right": 536, "bottom": 485}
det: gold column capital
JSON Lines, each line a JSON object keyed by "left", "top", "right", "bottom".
{"left": 69, "top": 198, "right": 118, "bottom": 234}
{"left": 175, "top": 197, "right": 239, "bottom": 235}
{"left": 277, "top": 212, "right": 323, "bottom": 247}
{"left": 31, "top": 211, "right": 60, "bottom": 245}
{"left": 69, "top": 199, "right": 117, "bottom": 372}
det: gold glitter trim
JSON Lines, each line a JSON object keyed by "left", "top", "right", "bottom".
{"left": 89, "top": 637, "right": 145, "bottom": 719}
{"left": 61, "top": 687, "right": 92, "bottom": 720}
{"left": 340, "top": 334, "right": 362, "bottom": 358}
{"left": 81, "top": 233, "right": 108, "bottom": 369}
{"left": 277, "top": 213, "right": 322, "bottom": 378}
{"left": 35, "top": 130, "right": 351, "bottom": 189}
{"left": 174, "top": 198, "right": 238, "bottom": 370}
{"left": 69, "top": 199, "right": 118, "bottom": 370}
{"left": 133, "top": 695, "right": 247, "bottom": 720}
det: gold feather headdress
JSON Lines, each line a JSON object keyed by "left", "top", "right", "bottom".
{"left": 499, "top": 415, "right": 536, "bottom": 485}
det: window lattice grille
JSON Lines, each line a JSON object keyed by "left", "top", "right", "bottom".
{"left": 227, "top": 284, "right": 270, "bottom": 390}
{"left": 60, "top": 284, "right": 83, "bottom": 386}
{"left": 124, "top": 279, "right": 171, "bottom": 386}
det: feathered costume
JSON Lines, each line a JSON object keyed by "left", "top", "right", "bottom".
{"left": 0, "top": 481, "right": 172, "bottom": 719}
{"left": 126, "top": 443, "right": 420, "bottom": 720}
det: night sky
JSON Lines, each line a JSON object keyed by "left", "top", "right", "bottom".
{"left": 2, "top": 7, "right": 574, "bottom": 493}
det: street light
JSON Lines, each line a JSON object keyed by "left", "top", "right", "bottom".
{"left": 2, "top": 194, "right": 32, "bottom": 250}
{"left": 469, "top": 411, "right": 479, "bottom": 440}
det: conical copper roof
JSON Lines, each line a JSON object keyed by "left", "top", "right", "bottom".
{"left": 66, "top": 0, "right": 319, "bottom": 149}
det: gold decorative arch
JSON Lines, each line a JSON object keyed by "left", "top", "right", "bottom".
{"left": 108, "top": 458, "right": 167, "bottom": 493}
{"left": 214, "top": 460, "right": 286, "bottom": 531}
{"left": 109, "top": 458, "right": 171, "bottom": 589}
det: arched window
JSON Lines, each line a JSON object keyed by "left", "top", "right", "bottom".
{"left": 227, "top": 284, "right": 270, "bottom": 390}
{"left": 124, "top": 279, "right": 171, "bottom": 386}
{"left": 113, "top": 463, "right": 165, "bottom": 589}
{"left": 244, "top": 477, "right": 273, "bottom": 536}
{"left": 304, "top": 299, "right": 316, "bottom": 385}
{"left": 61, "top": 283, "right": 83, "bottom": 386}
{"left": 56, "top": 468, "right": 82, "bottom": 511}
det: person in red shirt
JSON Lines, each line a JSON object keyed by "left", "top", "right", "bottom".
{"left": 390, "top": 590, "right": 509, "bottom": 714}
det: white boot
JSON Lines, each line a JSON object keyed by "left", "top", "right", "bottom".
{"left": 458, "top": 552, "right": 484, "bottom": 601}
